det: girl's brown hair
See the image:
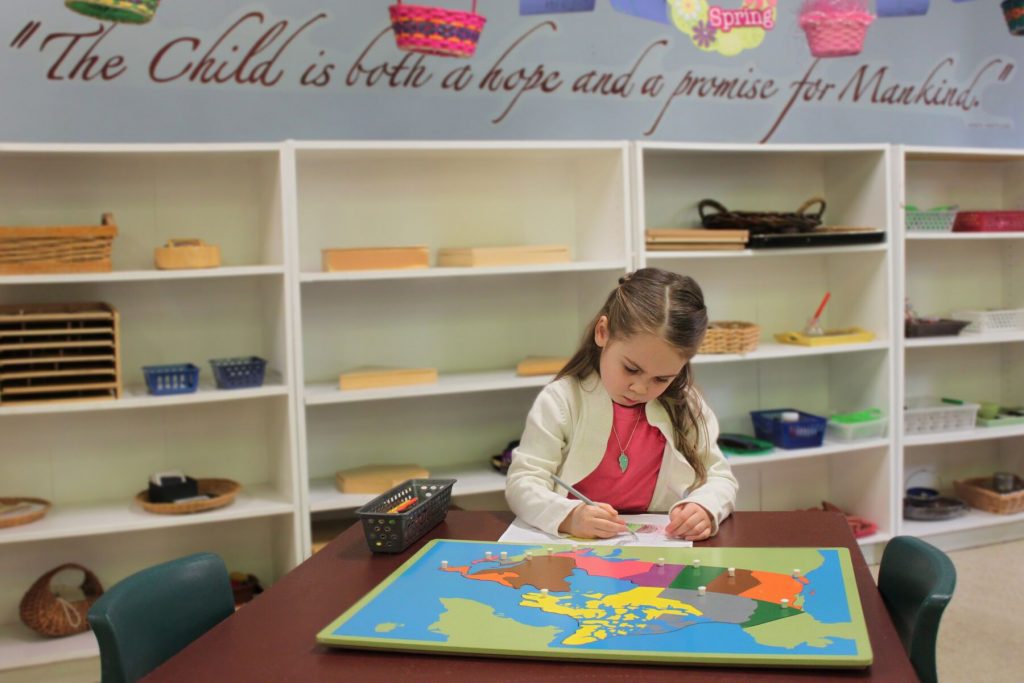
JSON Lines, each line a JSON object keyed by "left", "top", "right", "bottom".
{"left": 557, "top": 268, "right": 711, "bottom": 485}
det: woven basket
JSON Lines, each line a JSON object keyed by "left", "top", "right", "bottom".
{"left": 135, "top": 478, "right": 241, "bottom": 514}
{"left": 64, "top": 0, "right": 159, "bottom": 24}
{"left": 0, "top": 497, "right": 52, "bottom": 529}
{"left": 699, "top": 198, "right": 825, "bottom": 234}
{"left": 0, "top": 213, "right": 117, "bottom": 274}
{"left": 954, "top": 477, "right": 1024, "bottom": 515}
{"left": 799, "top": 10, "right": 874, "bottom": 58}
{"left": 699, "top": 321, "right": 761, "bottom": 354}
{"left": 389, "top": 1, "right": 486, "bottom": 58}
{"left": 19, "top": 564, "right": 103, "bottom": 638}
{"left": 1004, "top": 0, "right": 1024, "bottom": 36}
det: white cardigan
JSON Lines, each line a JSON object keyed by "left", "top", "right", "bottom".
{"left": 505, "top": 375, "right": 738, "bottom": 537}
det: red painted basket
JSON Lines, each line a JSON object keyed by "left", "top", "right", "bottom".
{"left": 389, "top": 1, "right": 486, "bottom": 58}
{"left": 952, "top": 210, "right": 1024, "bottom": 233}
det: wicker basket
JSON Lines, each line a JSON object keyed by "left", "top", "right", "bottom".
{"left": 389, "top": 1, "right": 486, "bottom": 58}
{"left": 0, "top": 213, "right": 117, "bottom": 274}
{"left": 19, "top": 563, "right": 103, "bottom": 638}
{"left": 135, "top": 478, "right": 241, "bottom": 514}
{"left": 799, "top": 9, "right": 874, "bottom": 58}
{"left": 698, "top": 321, "right": 761, "bottom": 354}
{"left": 954, "top": 477, "right": 1024, "bottom": 515}
{"left": 0, "top": 497, "right": 52, "bottom": 529}
{"left": 698, "top": 198, "right": 825, "bottom": 234}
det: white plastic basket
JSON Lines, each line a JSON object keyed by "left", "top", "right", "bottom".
{"left": 951, "top": 308, "right": 1024, "bottom": 334}
{"left": 904, "top": 397, "right": 980, "bottom": 434}
{"left": 827, "top": 415, "right": 888, "bottom": 441}
{"left": 905, "top": 210, "right": 957, "bottom": 232}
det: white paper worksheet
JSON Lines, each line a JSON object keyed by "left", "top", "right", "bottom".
{"left": 498, "top": 514, "right": 693, "bottom": 548}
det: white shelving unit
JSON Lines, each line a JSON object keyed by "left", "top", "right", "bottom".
{"left": 635, "top": 143, "right": 897, "bottom": 556}
{"left": 0, "top": 144, "right": 302, "bottom": 677}
{"left": 287, "top": 141, "right": 632, "bottom": 548}
{"left": 897, "top": 146, "right": 1024, "bottom": 552}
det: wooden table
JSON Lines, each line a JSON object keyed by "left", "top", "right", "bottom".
{"left": 143, "top": 511, "right": 917, "bottom": 682}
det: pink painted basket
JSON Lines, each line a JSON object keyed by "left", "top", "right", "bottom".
{"left": 389, "top": 0, "right": 486, "bottom": 58}
{"left": 799, "top": 11, "right": 874, "bottom": 58}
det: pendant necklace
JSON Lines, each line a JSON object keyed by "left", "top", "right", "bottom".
{"left": 612, "top": 408, "right": 643, "bottom": 474}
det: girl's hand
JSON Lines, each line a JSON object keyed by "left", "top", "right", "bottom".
{"left": 559, "top": 502, "right": 628, "bottom": 539}
{"left": 666, "top": 503, "right": 713, "bottom": 541}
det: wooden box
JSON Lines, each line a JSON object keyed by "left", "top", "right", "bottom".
{"left": 0, "top": 213, "right": 117, "bottom": 274}
{"left": 335, "top": 464, "right": 431, "bottom": 494}
{"left": 322, "top": 246, "right": 429, "bottom": 272}
{"left": 0, "top": 302, "right": 122, "bottom": 405}
{"left": 154, "top": 239, "right": 221, "bottom": 269}
{"left": 437, "top": 245, "right": 570, "bottom": 267}
{"left": 339, "top": 366, "right": 438, "bottom": 391}
{"left": 516, "top": 356, "right": 569, "bottom": 376}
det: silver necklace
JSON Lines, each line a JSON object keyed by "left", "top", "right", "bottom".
{"left": 612, "top": 409, "right": 643, "bottom": 473}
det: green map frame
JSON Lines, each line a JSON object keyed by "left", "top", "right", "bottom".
{"left": 317, "top": 539, "right": 873, "bottom": 668}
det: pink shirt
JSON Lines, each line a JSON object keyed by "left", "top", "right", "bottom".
{"left": 574, "top": 401, "right": 667, "bottom": 513}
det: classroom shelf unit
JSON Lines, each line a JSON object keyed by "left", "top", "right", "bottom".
{"left": 0, "top": 144, "right": 303, "bottom": 679}
{"left": 4, "top": 141, "right": 1024, "bottom": 681}
{"left": 897, "top": 146, "right": 1024, "bottom": 552}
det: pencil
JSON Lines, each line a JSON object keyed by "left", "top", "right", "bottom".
{"left": 549, "top": 473, "right": 639, "bottom": 541}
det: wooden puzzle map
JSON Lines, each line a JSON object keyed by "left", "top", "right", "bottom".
{"left": 317, "top": 540, "right": 873, "bottom": 668}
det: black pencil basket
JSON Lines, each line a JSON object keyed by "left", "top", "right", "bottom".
{"left": 699, "top": 197, "right": 826, "bottom": 234}
{"left": 356, "top": 478, "right": 456, "bottom": 553}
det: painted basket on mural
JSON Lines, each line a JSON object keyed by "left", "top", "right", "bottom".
{"left": 1003, "top": 0, "right": 1024, "bottom": 36}
{"left": 64, "top": 0, "right": 160, "bottom": 24}
{"left": 798, "top": 2, "right": 875, "bottom": 58}
{"left": 389, "top": 1, "right": 487, "bottom": 58}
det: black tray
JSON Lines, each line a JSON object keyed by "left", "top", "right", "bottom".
{"left": 748, "top": 228, "right": 885, "bottom": 249}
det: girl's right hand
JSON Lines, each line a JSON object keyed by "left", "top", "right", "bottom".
{"left": 560, "top": 502, "right": 628, "bottom": 539}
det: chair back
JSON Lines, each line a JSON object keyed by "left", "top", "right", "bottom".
{"left": 878, "top": 536, "right": 956, "bottom": 683}
{"left": 87, "top": 552, "right": 235, "bottom": 683}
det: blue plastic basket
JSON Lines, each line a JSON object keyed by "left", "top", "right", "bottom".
{"left": 209, "top": 356, "right": 267, "bottom": 389}
{"left": 750, "top": 409, "right": 827, "bottom": 449}
{"left": 142, "top": 363, "right": 200, "bottom": 395}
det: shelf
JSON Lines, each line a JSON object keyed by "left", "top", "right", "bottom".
{"left": 0, "top": 625, "right": 97, "bottom": 672}
{"left": 646, "top": 244, "right": 887, "bottom": 259}
{"left": 901, "top": 508, "right": 1024, "bottom": 539}
{"left": 304, "top": 370, "right": 551, "bottom": 405}
{"left": 0, "top": 266, "right": 285, "bottom": 286}
{"left": 694, "top": 340, "right": 890, "bottom": 364}
{"left": 906, "top": 232, "right": 1024, "bottom": 241}
{"left": 904, "top": 423, "right": 1024, "bottom": 447}
{"left": 727, "top": 438, "right": 889, "bottom": 468}
{"left": 905, "top": 331, "right": 1024, "bottom": 348}
{"left": 0, "top": 485, "right": 293, "bottom": 544}
{"left": 855, "top": 531, "right": 891, "bottom": 547}
{"left": 301, "top": 261, "right": 626, "bottom": 283}
{"left": 0, "top": 382, "right": 289, "bottom": 417}
{"left": 309, "top": 464, "right": 507, "bottom": 513}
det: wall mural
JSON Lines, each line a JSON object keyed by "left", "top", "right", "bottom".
{"left": 0, "top": 0, "right": 1021, "bottom": 144}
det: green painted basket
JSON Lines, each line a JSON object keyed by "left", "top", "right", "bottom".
{"left": 65, "top": 0, "right": 159, "bottom": 24}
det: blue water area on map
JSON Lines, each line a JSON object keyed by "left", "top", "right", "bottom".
{"left": 801, "top": 549, "right": 852, "bottom": 624}
{"left": 333, "top": 541, "right": 858, "bottom": 658}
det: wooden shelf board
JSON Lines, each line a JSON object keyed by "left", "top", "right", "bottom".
{"left": 694, "top": 340, "right": 890, "bottom": 364}
{"left": 901, "top": 508, "right": 1024, "bottom": 539}
{"left": 903, "top": 423, "right": 1024, "bottom": 446}
{"left": 0, "top": 485, "right": 293, "bottom": 545}
{"left": 309, "top": 465, "right": 507, "bottom": 513}
{"left": 647, "top": 244, "right": 888, "bottom": 259}
{"left": 727, "top": 438, "right": 890, "bottom": 468}
{"left": 304, "top": 370, "right": 551, "bottom": 405}
{"left": 906, "top": 232, "right": 1024, "bottom": 241}
{"left": 905, "top": 331, "right": 1024, "bottom": 348}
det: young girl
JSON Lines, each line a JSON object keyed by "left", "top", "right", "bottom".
{"left": 505, "top": 268, "right": 738, "bottom": 541}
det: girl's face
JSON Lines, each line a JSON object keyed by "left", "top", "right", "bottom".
{"left": 594, "top": 315, "right": 688, "bottom": 406}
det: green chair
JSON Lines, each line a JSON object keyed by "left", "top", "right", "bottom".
{"left": 878, "top": 536, "right": 956, "bottom": 683}
{"left": 87, "top": 552, "right": 235, "bottom": 683}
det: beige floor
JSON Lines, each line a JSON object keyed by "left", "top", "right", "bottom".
{"left": 870, "top": 538, "right": 1024, "bottom": 682}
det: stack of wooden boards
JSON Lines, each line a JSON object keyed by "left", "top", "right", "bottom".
{"left": 321, "top": 245, "right": 570, "bottom": 271}
{"left": 645, "top": 229, "right": 748, "bottom": 251}
{"left": 0, "top": 303, "right": 122, "bottom": 405}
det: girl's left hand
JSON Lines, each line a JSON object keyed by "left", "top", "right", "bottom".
{"left": 666, "top": 503, "right": 712, "bottom": 541}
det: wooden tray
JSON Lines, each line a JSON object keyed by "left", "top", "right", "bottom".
{"left": 322, "top": 246, "right": 429, "bottom": 272}
{"left": 135, "top": 478, "right": 240, "bottom": 514}
{"left": 775, "top": 327, "right": 875, "bottom": 347}
{"left": 0, "top": 497, "right": 51, "bottom": 529}
{"left": 0, "top": 213, "right": 117, "bottom": 274}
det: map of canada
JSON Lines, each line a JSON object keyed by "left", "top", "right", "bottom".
{"left": 318, "top": 540, "right": 872, "bottom": 668}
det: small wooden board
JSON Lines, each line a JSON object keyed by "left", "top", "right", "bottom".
{"left": 335, "top": 464, "right": 431, "bottom": 494}
{"left": 322, "top": 246, "right": 430, "bottom": 272}
{"left": 516, "top": 356, "right": 569, "bottom": 376}
{"left": 437, "top": 245, "right": 570, "bottom": 267}
{"left": 339, "top": 366, "right": 438, "bottom": 391}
